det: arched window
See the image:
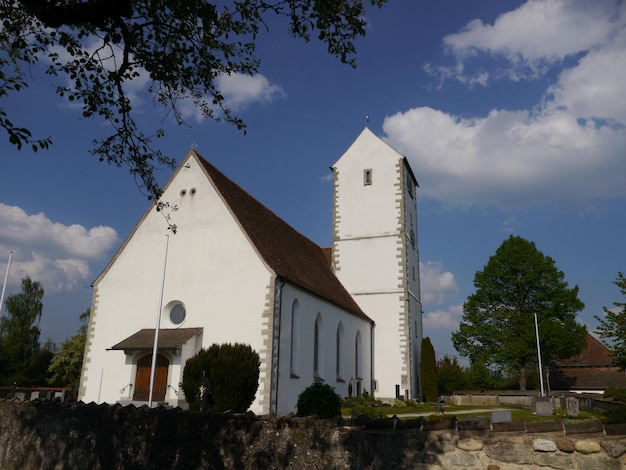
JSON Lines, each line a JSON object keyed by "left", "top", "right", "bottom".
{"left": 290, "top": 299, "right": 300, "bottom": 377}
{"left": 314, "top": 314, "right": 322, "bottom": 378}
{"left": 336, "top": 322, "right": 344, "bottom": 380}
{"left": 355, "top": 331, "right": 362, "bottom": 380}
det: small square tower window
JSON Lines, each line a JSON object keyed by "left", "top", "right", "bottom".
{"left": 363, "top": 169, "right": 373, "bottom": 185}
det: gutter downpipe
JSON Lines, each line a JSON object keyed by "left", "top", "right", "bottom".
{"left": 370, "top": 320, "right": 376, "bottom": 398}
{"left": 270, "top": 276, "right": 285, "bottom": 415}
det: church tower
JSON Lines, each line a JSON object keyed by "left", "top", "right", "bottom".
{"left": 331, "top": 127, "right": 422, "bottom": 400}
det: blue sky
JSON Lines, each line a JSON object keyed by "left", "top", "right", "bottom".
{"left": 1, "top": 0, "right": 625, "bottom": 366}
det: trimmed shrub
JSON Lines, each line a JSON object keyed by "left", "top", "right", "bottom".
{"left": 296, "top": 381, "right": 341, "bottom": 418}
{"left": 181, "top": 343, "right": 260, "bottom": 412}
{"left": 604, "top": 387, "right": 626, "bottom": 403}
{"left": 420, "top": 337, "right": 438, "bottom": 402}
{"left": 343, "top": 393, "right": 385, "bottom": 419}
{"left": 603, "top": 404, "right": 626, "bottom": 424}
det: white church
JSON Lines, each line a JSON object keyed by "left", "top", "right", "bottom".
{"left": 78, "top": 127, "right": 423, "bottom": 415}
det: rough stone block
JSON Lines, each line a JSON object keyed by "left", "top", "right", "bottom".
{"left": 534, "top": 451, "right": 576, "bottom": 470}
{"left": 574, "top": 440, "right": 602, "bottom": 454}
{"left": 601, "top": 439, "right": 626, "bottom": 458}
{"left": 575, "top": 453, "right": 623, "bottom": 470}
{"left": 485, "top": 440, "right": 533, "bottom": 464}
{"left": 555, "top": 437, "right": 576, "bottom": 453}
{"left": 457, "top": 437, "right": 483, "bottom": 451}
{"left": 533, "top": 438, "right": 557, "bottom": 452}
{"left": 443, "top": 451, "right": 479, "bottom": 468}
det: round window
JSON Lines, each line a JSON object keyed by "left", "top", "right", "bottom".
{"left": 170, "top": 304, "right": 186, "bottom": 325}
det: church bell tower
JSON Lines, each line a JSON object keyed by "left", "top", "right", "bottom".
{"left": 331, "top": 127, "right": 423, "bottom": 400}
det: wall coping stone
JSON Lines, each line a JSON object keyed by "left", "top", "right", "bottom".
{"left": 526, "top": 419, "right": 564, "bottom": 433}
{"left": 565, "top": 420, "right": 605, "bottom": 434}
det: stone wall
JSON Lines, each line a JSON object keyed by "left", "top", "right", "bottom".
{"left": 0, "top": 400, "right": 625, "bottom": 469}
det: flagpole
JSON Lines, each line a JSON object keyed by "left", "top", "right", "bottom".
{"left": 149, "top": 235, "right": 170, "bottom": 407}
{"left": 534, "top": 312, "right": 545, "bottom": 397}
{"left": 0, "top": 251, "right": 13, "bottom": 316}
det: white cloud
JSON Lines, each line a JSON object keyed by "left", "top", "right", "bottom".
{"left": 180, "top": 73, "right": 286, "bottom": 122}
{"left": 420, "top": 261, "right": 458, "bottom": 305}
{"left": 0, "top": 204, "right": 118, "bottom": 294}
{"left": 548, "top": 34, "right": 626, "bottom": 124}
{"left": 438, "top": 0, "right": 623, "bottom": 83}
{"left": 423, "top": 304, "right": 463, "bottom": 330}
{"left": 502, "top": 216, "right": 521, "bottom": 234}
{"left": 383, "top": 105, "right": 626, "bottom": 209}
{"left": 217, "top": 73, "right": 286, "bottom": 110}
{"left": 385, "top": 1, "right": 626, "bottom": 210}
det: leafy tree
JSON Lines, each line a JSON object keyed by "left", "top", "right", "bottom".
{"left": 296, "top": 381, "right": 341, "bottom": 418}
{"left": 436, "top": 355, "right": 466, "bottom": 395}
{"left": 452, "top": 235, "right": 586, "bottom": 391}
{"left": 48, "top": 309, "right": 90, "bottom": 388}
{"left": 0, "top": 277, "right": 45, "bottom": 385}
{"left": 420, "top": 336, "right": 438, "bottom": 402}
{"left": 2, "top": 0, "right": 386, "bottom": 200}
{"left": 594, "top": 272, "right": 626, "bottom": 369}
{"left": 181, "top": 343, "right": 260, "bottom": 412}
{"left": 464, "top": 360, "right": 496, "bottom": 391}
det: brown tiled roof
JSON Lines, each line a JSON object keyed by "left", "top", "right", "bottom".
{"left": 110, "top": 328, "right": 203, "bottom": 351}
{"left": 321, "top": 247, "right": 332, "bottom": 267}
{"left": 552, "top": 334, "right": 615, "bottom": 367}
{"left": 549, "top": 334, "right": 626, "bottom": 390}
{"left": 549, "top": 366, "right": 625, "bottom": 390}
{"left": 196, "top": 152, "right": 370, "bottom": 322}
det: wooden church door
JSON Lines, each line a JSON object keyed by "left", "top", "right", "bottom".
{"left": 133, "top": 354, "right": 169, "bottom": 402}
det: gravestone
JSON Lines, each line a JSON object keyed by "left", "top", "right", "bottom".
{"left": 492, "top": 410, "right": 512, "bottom": 423}
{"left": 535, "top": 400, "right": 553, "bottom": 416}
{"left": 565, "top": 396, "right": 579, "bottom": 417}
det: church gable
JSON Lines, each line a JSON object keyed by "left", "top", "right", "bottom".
{"left": 92, "top": 151, "right": 270, "bottom": 290}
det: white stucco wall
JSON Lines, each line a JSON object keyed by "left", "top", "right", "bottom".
{"left": 275, "top": 283, "right": 374, "bottom": 415}
{"left": 80, "top": 154, "right": 274, "bottom": 413}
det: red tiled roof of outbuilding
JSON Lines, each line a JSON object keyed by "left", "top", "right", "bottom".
{"left": 550, "top": 334, "right": 626, "bottom": 390}
{"left": 553, "top": 334, "right": 616, "bottom": 367}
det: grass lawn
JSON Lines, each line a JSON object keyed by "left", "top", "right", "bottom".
{"left": 342, "top": 402, "right": 604, "bottom": 423}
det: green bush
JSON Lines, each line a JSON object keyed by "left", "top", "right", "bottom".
{"left": 603, "top": 404, "right": 626, "bottom": 424}
{"left": 181, "top": 343, "right": 260, "bottom": 412}
{"left": 343, "top": 392, "right": 385, "bottom": 419}
{"left": 350, "top": 404, "right": 385, "bottom": 419}
{"left": 420, "top": 337, "right": 438, "bottom": 402}
{"left": 296, "top": 381, "right": 341, "bottom": 418}
{"left": 604, "top": 387, "right": 626, "bottom": 403}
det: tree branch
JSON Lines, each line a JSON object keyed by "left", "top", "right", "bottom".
{"left": 21, "top": 0, "right": 132, "bottom": 28}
